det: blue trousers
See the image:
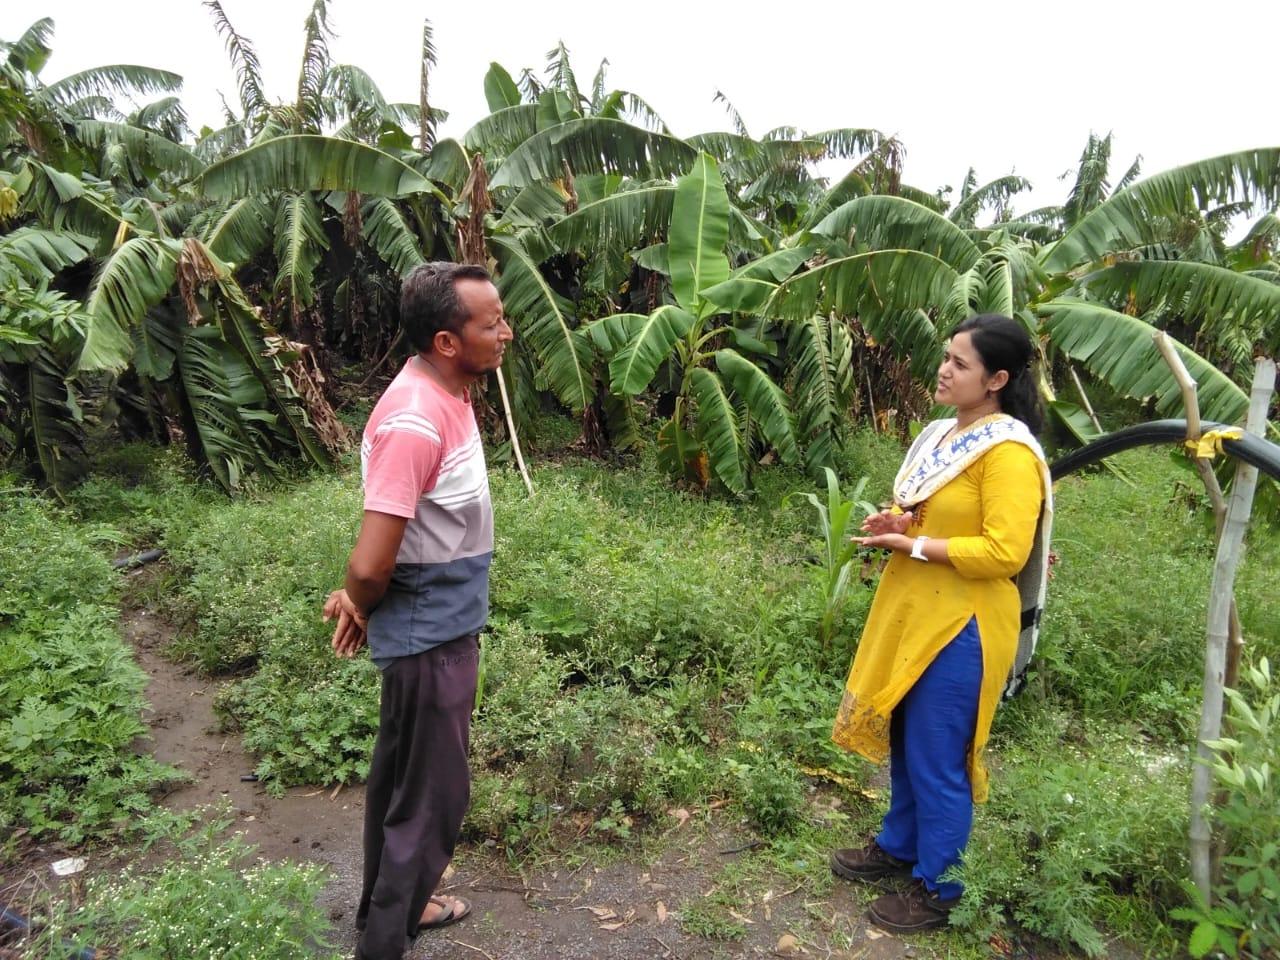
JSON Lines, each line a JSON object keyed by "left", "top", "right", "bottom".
{"left": 875, "top": 616, "right": 982, "bottom": 901}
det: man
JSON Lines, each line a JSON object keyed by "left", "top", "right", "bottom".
{"left": 323, "top": 261, "right": 512, "bottom": 960}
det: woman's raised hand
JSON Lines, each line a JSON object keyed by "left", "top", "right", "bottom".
{"left": 860, "top": 509, "right": 913, "bottom": 537}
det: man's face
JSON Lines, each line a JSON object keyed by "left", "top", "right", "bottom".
{"left": 447, "top": 278, "right": 512, "bottom": 376}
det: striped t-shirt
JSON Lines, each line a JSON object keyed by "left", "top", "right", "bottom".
{"left": 360, "top": 356, "right": 493, "bottom": 667}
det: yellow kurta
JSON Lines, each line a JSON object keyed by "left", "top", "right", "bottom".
{"left": 831, "top": 437, "right": 1045, "bottom": 802}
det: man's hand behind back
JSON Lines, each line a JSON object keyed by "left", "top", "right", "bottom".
{"left": 324, "top": 588, "right": 369, "bottom": 658}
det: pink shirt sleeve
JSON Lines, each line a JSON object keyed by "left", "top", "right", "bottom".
{"left": 363, "top": 418, "right": 442, "bottom": 518}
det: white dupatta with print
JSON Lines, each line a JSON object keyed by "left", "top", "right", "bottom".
{"left": 894, "top": 414, "right": 1054, "bottom": 699}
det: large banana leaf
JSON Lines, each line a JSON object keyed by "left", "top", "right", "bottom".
{"left": 700, "top": 246, "right": 812, "bottom": 314}
{"left": 945, "top": 257, "right": 1014, "bottom": 319}
{"left": 714, "top": 349, "right": 798, "bottom": 465}
{"left": 25, "top": 162, "right": 125, "bottom": 251}
{"left": 690, "top": 367, "right": 747, "bottom": 494}
{"left": 807, "top": 128, "right": 884, "bottom": 159}
{"left": 1046, "top": 399, "right": 1104, "bottom": 446}
{"left": 22, "top": 345, "right": 88, "bottom": 496}
{"left": 768, "top": 249, "right": 961, "bottom": 324}
{"left": 796, "top": 167, "right": 872, "bottom": 233}
{"left": 986, "top": 220, "right": 1061, "bottom": 244}
{"left": 497, "top": 183, "right": 570, "bottom": 229}
{"left": 79, "top": 237, "right": 180, "bottom": 373}
{"left": 1044, "top": 148, "right": 1280, "bottom": 273}
{"left": 594, "top": 90, "right": 669, "bottom": 134}
{"left": 205, "top": 0, "right": 269, "bottom": 121}
{"left": 490, "top": 117, "right": 696, "bottom": 190}
{"left": 669, "top": 153, "right": 730, "bottom": 315}
{"left": 173, "top": 323, "right": 262, "bottom": 492}
{"left": 73, "top": 120, "right": 204, "bottom": 180}
{"left": 1038, "top": 299, "right": 1249, "bottom": 425}
{"left": 195, "top": 135, "right": 442, "bottom": 200}
{"left": 38, "top": 64, "right": 181, "bottom": 108}
{"left": 735, "top": 247, "right": 813, "bottom": 283}
{"left": 946, "top": 174, "right": 1031, "bottom": 227}
{"left": 215, "top": 276, "right": 329, "bottom": 467}
{"left": 0, "top": 226, "right": 93, "bottom": 281}
{"left": 4, "top": 17, "right": 53, "bottom": 75}
{"left": 273, "top": 193, "right": 328, "bottom": 314}
{"left": 689, "top": 132, "right": 822, "bottom": 185}
{"left": 535, "top": 89, "right": 579, "bottom": 132}
{"left": 463, "top": 103, "right": 539, "bottom": 155}
{"left": 728, "top": 204, "right": 769, "bottom": 251}
{"left": 482, "top": 62, "right": 522, "bottom": 113}
{"left": 604, "top": 305, "right": 694, "bottom": 396}
{"left": 1083, "top": 259, "right": 1280, "bottom": 351}
{"left": 787, "top": 314, "right": 854, "bottom": 474}
{"left": 201, "top": 196, "right": 272, "bottom": 265}
{"left": 360, "top": 197, "right": 425, "bottom": 276}
{"left": 419, "top": 138, "right": 469, "bottom": 193}
{"left": 547, "top": 181, "right": 674, "bottom": 253}
{"left": 582, "top": 311, "right": 644, "bottom": 355}
{"left": 130, "top": 308, "right": 177, "bottom": 381}
{"left": 490, "top": 235, "right": 593, "bottom": 413}
{"left": 193, "top": 121, "right": 249, "bottom": 164}
{"left": 812, "top": 195, "right": 982, "bottom": 271}
{"left": 601, "top": 391, "right": 643, "bottom": 451}
{"left": 859, "top": 308, "right": 944, "bottom": 380}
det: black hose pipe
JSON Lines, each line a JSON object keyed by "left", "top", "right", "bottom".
{"left": 0, "top": 905, "right": 95, "bottom": 959}
{"left": 110, "top": 548, "right": 165, "bottom": 570}
{"left": 1050, "top": 419, "right": 1280, "bottom": 482}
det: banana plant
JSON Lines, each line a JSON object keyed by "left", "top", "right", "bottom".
{"left": 717, "top": 146, "right": 1280, "bottom": 446}
{"left": 585, "top": 153, "right": 802, "bottom": 493}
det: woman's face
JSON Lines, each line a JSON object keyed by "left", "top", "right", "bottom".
{"left": 934, "top": 331, "right": 1006, "bottom": 410}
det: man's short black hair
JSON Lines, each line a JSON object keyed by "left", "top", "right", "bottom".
{"left": 400, "top": 262, "right": 493, "bottom": 353}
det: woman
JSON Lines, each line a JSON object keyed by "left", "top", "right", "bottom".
{"left": 829, "top": 314, "right": 1054, "bottom": 933}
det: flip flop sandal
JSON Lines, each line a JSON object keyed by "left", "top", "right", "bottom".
{"left": 417, "top": 894, "right": 471, "bottom": 932}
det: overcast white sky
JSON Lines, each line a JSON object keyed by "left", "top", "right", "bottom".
{"left": 5, "top": 0, "right": 1279, "bottom": 217}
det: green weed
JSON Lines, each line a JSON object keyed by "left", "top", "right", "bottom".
{"left": 0, "top": 493, "right": 178, "bottom": 849}
{"left": 25, "top": 817, "right": 339, "bottom": 959}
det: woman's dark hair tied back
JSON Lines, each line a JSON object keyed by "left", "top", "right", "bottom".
{"left": 954, "top": 313, "right": 1043, "bottom": 436}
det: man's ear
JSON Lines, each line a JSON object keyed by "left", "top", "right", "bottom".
{"left": 432, "top": 329, "right": 459, "bottom": 358}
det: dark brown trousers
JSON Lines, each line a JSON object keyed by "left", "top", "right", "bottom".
{"left": 355, "top": 634, "right": 479, "bottom": 960}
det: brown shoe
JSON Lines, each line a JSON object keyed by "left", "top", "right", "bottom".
{"left": 867, "top": 880, "right": 959, "bottom": 933}
{"left": 830, "top": 840, "right": 912, "bottom": 882}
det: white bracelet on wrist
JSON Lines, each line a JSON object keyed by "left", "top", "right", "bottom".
{"left": 910, "top": 535, "right": 929, "bottom": 562}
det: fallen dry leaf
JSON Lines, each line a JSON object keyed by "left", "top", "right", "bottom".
{"left": 656, "top": 901, "right": 668, "bottom": 924}
{"left": 667, "top": 807, "right": 691, "bottom": 826}
{"left": 865, "top": 926, "right": 885, "bottom": 940}
{"left": 728, "top": 908, "right": 754, "bottom": 925}
{"left": 776, "top": 932, "right": 800, "bottom": 955}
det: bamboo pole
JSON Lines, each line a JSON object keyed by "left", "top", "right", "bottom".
{"left": 1153, "top": 334, "right": 1245, "bottom": 678}
{"left": 1188, "top": 356, "right": 1275, "bottom": 901}
{"left": 496, "top": 366, "right": 534, "bottom": 497}
{"left": 1067, "top": 364, "right": 1103, "bottom": 433}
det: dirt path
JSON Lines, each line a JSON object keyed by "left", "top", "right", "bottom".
{"left": 125, "top": 601, "right": 924, "bottom": 960}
